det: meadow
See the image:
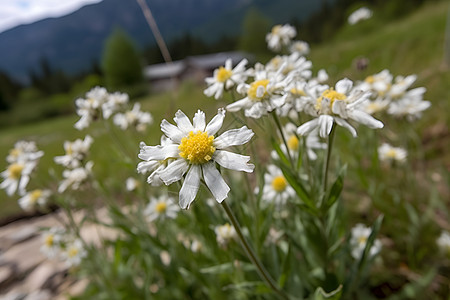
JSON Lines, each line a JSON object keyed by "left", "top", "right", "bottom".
{"left": 0, "top": 0, "right": 449, "bottom": 298}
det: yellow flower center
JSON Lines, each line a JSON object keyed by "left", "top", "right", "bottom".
{"left": 66, "top": 144, "right": 73, "bottom": 155}
{"left": 9, "top": 148, "right": 21, "bottom": 158}
{"left": 68, "top": 247, "right": 79, "bottom": 258}
{"left": 8, "top": 163, "right": 24, "bottom": 180}
{"left": 271, "top": 25, "right": 281, "bottom": 35}
{"left": 30, "top": 189, "right": 42, "bottom": 204}
{"left": 386, "top": 149, "right": 398, "bottom": 158}
{"left": 216, "top": 67, "right": 232, "bottom": 83}
{"left": 269, "top": 56, "right": 282, "bottom": 68}
{"left": 287, "top": 135, "right": 299, "bottom": 151}
{"left": 155, "top": 202, "right": 167, "bottom": 214}
{"left": 272, "top": 175, "right": 287, "bottom": 192}
{"left": 315, "top": 89, "right": 347, "bottom": 111}
{"left": 290, "top": 88, "right": 306, "bottom": 97}
{"left": 45, "top": 234, "right": 54, "bottom": 247}
{"left": 179, "top": 131, "right": 216, "bottom": 164}
{"left": 358, "top": 236, "right": 368, "bottom": 245}
{"left": 365, "top": 76, "right": 375, "bottom": 84}
{"left": 247, "top": 79, "right": 270, "bottom": 101}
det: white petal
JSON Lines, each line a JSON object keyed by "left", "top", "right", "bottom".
{"left": 138, "top": 144, "right": 180, "bottom": 161}
{"left": 205, "top": 108, "right": 225, "bottom": 136}
{"left": 349, "top": 110, "right": 384, "bottom": 129}
{"left": 158, "top": 159, "right": 189, "bottom": 185}
{"left": 203, "top": 162, "right": 230, "bottom": 203}
{"left": 225, "top": 58, "right": 232, "bottom": 69}
{"left": 334, "top": 117, "right": 357, "bottom": 137}
{"left": 226, "top": 98, "right": 251, "bottom": 112}
{"left": 318, "top": 115, "right": 334, "bottom": 138}
{"left": 335, "top": 78, "right": 353, "bottom": 94}
{"left": 193, "top": 110, "right": 206, "bottom": 132}
{"left": 256, "top": 85, "right": 265, "bottom": 98}
{"left": 137, "top": 160, "right": 160, "bottom": 174}
{"left": 213, "top": 150, "right": 254, "bottom": 173}
{"left": 179, "top": 165, "right": 201, "bottom": 209}
{"left": 297, "top": 119, "right": 319, "bottom": 136}
{"left": 161, "top": 119, "right": 185, "bottom": 143}
{"left": 174, "top": 110, "right": 194, "bottom": 134}
{"left": 214, "top": 126, "right": 254, "bottom": 149}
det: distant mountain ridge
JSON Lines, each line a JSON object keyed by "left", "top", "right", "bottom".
{"left": 0, "top": 0, "right": 330, "bottom": 84}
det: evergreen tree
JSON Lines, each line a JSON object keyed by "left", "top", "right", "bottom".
{"left": 102, "top": 28, "right": 143, "bottom": 89}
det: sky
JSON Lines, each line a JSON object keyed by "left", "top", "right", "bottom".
{"left": 0, "top": 0, "right": 103, "bottom": 33}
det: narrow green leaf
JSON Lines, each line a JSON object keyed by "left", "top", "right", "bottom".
{"left": 314, "top": 284, "right": 343, "bottom": 300}
{"left": 325, "top": 165, "right": 347, "bottom": 210}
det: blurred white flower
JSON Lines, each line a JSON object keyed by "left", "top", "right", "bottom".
{"left": 190, "top": 239, "right": 203, "bottom": 253}
{"left": 204, "top": 58, "right": 249, "bottom": 100}
{"left": 58, "top": 161, "right": 93, "bottom": 193}
{"left": 260, "top": 164, "right": 295, "bottom": 207}
{"left": 266, "top": 24, "right": 296, "bottom": 52}
{"left": 138, "top": 109, "right": 254, "bottom": 209}
{"left": 289, "top": 40, "right": 310, "bottom": 56}
{"left": 387, "top": 87, "right": 430, "bottom": 121}
{"left": 378, "top": 143, "right": 407, "bottom": 163}
{"left": 40, "top": 227, "right": 65, "bottom": 259}
{"left": 125, "top": 177, "right": 140, "bottom": 191}
{"left": 137, "top": 136, "right": 174, "bottom": 186}
{"left": 357, "top": 69, "right": 393, "bottom": 98}
{"left": 215, "top": 223, "right": 237, "bottom": 247}
{"left": 113, "top": 102, "right": 153, "bottom": 132}
{"left": 61, "top": 239, "right": 87, "bottom": 267}
{"left": 348, "top": 7, "right": 373, "bottom": 25}
{"left": 18, "top": 189, "right": 51, "bottom": 211}
{"left": 0, "top": 160, "right": 38, "bottom": 196}
{"left": 437, "top": 231, "right": 450, "bottom": 255}
{"left": 102, "top": 91, "right": 129, "bottom": 119}
{"left": 74, "top": 86, "right": 109, "bottom": 130}
{"left": 54, "top": 135, "right": 93, "bottom": 169}
{"left": 350, "top": 223, "right": 382, "bottom": 260}
{"left": 6, "top": 140, "right": 43, "bottom": 164}
{"left": 144, "top": 195, "right": 180, "bottom": 222}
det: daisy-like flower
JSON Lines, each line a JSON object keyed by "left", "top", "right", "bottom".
{"left": 204, "top": 58, "right": 249, "bottom": 100}
{"left": 102, "top": 91, "right": 129, "bottom": 119}
{"left": 357, "top": 69, "right": 393, "bottom": 98}
{"left": 58, "top": 161, "right": 93, "bottom": 193}
{"left": 226, "top": 66, "right": 290, "bottom": 119}
{"left": 378, "top": 143, "right": 407, "bottom": 164}
{"left": 113, "top": 102, "right": 153, "bottom": 132}
{"left": 74, "top": 86, "right": 109, "bottom": 130}
{"left": 289, "top": 40, "right": 310, "bottom": 56}
{"left": 348, "top": 7, "right": 373, "bottom": 25}
{"left": 138, "top": 136, "right": 174, "bottom": 186}
{"left": 40, "top": 227, "right": 65, "bottom": 259}
{"left": 297, "top": 78, "right": 384, "bottom": 138}
{"left": 215, "top": 223, "right": 237, "bottom": 247}
{"left": 266, "top": 24, "right": 297, "bottom": 52}
{"left": 0, "top": 160, "right": 38, "bottom": 196}
{"left": 6, "top": 140, "right": 43, "bottom": 164}
{"left": 350, "top": 223, "right": 382, "bottom": 260}
{"left": 18, "top": 189, "right": 51, "bottom": 211}
{"left": 61, "top": 239, "right": 87, "bottom": 267}
{"left": 387, "top": 74, "right": 417, "bottom": 99}
{"left": 260, "top": 165, "right": 295, "bottom": 207}
{"left": 125, "top": 177, "right": 140, "bottom": 191}
{"left": 144, "top": 195, "right": 180, "bottom": 222}
{"left": 138, "top": 108, "right": 254, "bottom": 209}
{"left": 387, "top": 87, "right": 431, "bottom": 121}
{"left": 361, "top": 97, "right": 391, "bottom": 115}
{"left": 437, "top": 231, "right": 450, "bottom": 256}
{"left": 54, "top": 135, "right": 93, "bottom": 169}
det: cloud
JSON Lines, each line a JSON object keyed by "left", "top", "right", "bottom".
{"left": 0, "top": 0, "right": 103, "bottom": 33}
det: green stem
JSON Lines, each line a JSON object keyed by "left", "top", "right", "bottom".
{"left": 271, "top": 112, "right": 294, "bottom": 167}
{"left": 221, "top": 201, "right": 289, "bottom": 300}
{"left": 322, "top": 125, "right": 336, "bottom": 197}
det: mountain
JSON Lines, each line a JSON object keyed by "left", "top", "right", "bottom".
{"left": 0, "top": 0, "right": 332, "bottom": 84}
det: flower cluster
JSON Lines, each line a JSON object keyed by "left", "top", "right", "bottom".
{"left": 348, "top": 7, "right": 373, "bottom": 25}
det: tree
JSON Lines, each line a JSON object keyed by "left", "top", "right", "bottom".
{"left": 101, "top": 28, "right": 143, "bottom": 89}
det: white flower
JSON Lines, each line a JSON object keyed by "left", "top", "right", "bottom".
{"left": 18, "top": 189, "right": 51, "bottom": 211}
{"left": 215, "top": 223, "right": 237, "bottom": 247}
{"left": 54, "top": 135, "right": 93, "bottom": 169}
{"left": 204, "top": 58, "right": 249, "bottom": 100}
{"left": 6, "top": 140, "right": 43, "bottom": 164}
{"left": 102, "top": 91, "right": 129, "bottom": 119}
{"left": 226, "top": 67, "right": 290, "bottom": 119}
{"left": 74, "top": 86, "right": 109, "bottom": 130}
{"left": 137, "top": 136, "right": 174, "bottom": 186}
{"left": 61, "top": 239, "right": 87, "bottom": 267}
{"left": 348, "top": 7, "right": 373, "bottom": 25}
{"left": 144, "top": 195, "right": 180, "bottom": 222}
{"left": 350, "top": 223, "right": 382, "bottom": 260}
{"left": 387, "top": 87, "right": 430, "bottom": 121}
{"left": 58, "top": 161, "right": 93, "bottom": 193}
{"left": 289, "top": 40, "right": 310, "bottom": 56}
{"left": 138, "top": 108, "right": 255, "bottom": 209}
{"left": 0, "top": 160, "right": 38, "bottom": 196}
{"left": 437, "top": 231, "right": 450, "bottom": 255}
{"left": 113, "top": 102, "right": 153, "bottom": 132}
{"left": 266, "top": 24, "right": 297, "bottom": 52}
{"left": 357, "top": 69, "right": 393, "bottom": 98}
{"left": 260, "top": 165, "right": 295, "bottom": 207}
{"left": 297, "top": 78, "right": 384, "bottom": 138}
{"left": 388, "top": 75, "right": 417, "bottom": 99}
{"left": 40, "top": 227, "right": 65, "bottom": 259}
{"left": 125, "top": 177, "right": 140, "bottom": 191}
{"left": 190, "top": 239, "right": 203, "bottom": 253}
{"left": 361, "top": 97, "right": 391, "bottom": 115}
{"left": 378, "top": 143, "right": 407, "bottom": 163}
